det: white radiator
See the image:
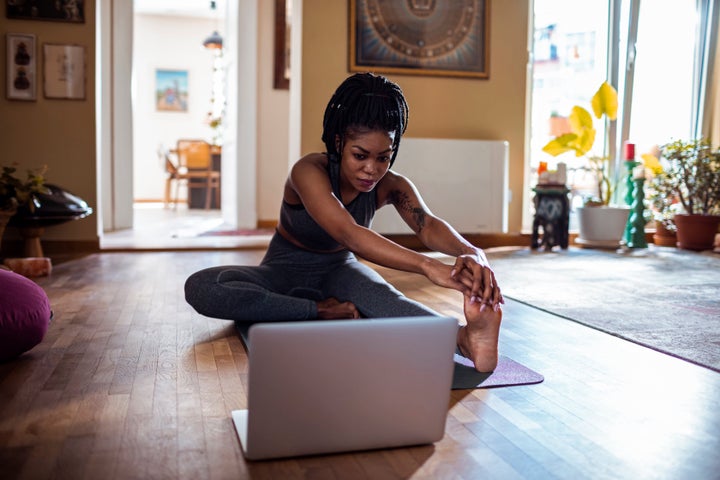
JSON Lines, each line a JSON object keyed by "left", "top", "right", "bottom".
{"left": 371, "top": 137, "right": 509, "bottom": 234}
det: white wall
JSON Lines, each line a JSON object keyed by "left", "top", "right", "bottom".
{"left": 132, "top": 13, "right": 217, "bottom": 201}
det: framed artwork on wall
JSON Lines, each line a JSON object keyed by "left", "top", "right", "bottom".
{"left": 6, "top": 33, "right": 37, "bottom": 101}
{"left": 156, "top": 69, "right": 189, "bottom": 112}
{"left": 43, "top": 43, "right": 86, "bottom": 100}
{"left": 273, "top": 0, "right": 290, "bottom": 90}
{"left": 349, "top": 0, "right": 490, "bottom": 79}
{"left": 5, "top": 0, "right": 84, "bottom": 23}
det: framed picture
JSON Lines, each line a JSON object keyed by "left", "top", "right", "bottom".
{"left": 349, "top": 0, "right": 490, "bottom": 79}
{"left": 6, "top": 33, "right": 37, "bottom": 101}
{"left": 43, "top": 43, "right": 85, "bottom": 100}
{"left": 156, "top": 69, "right": 188, "bottom": 112}
{"left": 6, "top": 0, "right": 84, "bottom": 23}
{"left": 273, "top": 0, "right": 290, "bottom": 90}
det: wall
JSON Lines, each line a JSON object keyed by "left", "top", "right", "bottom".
{"left": 257, "top": 0, "right": 290, "bottom": 223}
{"left": 0, "top": 2, "right": 97, "bottom": 244}
{"left": 132, "top": 14, "right": 216, "bottom": 201}
{"left": 1, "top": 0, "right": 531, "bottom": 247}
{"left": 300, "top": 0, "right": 530, "bottom": 233}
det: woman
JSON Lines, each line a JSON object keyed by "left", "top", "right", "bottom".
{"left": 185, "top": 72, "right": 503, "bottom": 372}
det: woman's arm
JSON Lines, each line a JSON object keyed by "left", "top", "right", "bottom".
{"left": 288, "top": 155, "right": 471, "bottom": 294}
{"left": 377, "top": 172, "right": 504, "bottom": 308}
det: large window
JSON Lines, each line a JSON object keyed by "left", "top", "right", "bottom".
{"left": 525, "top": 0, "right": 716, "bottom": 231}
{"left": 626, "top": 0, "right": 696, "bottom": 155}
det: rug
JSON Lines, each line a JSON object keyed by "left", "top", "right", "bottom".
{"left": 484, "top": 246, "right": 720, "bottom": 373}
{"left": 199, "top": 228, "right": 275, "bottom": 237}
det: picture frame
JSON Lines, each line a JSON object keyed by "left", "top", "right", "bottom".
{"left": 43, "top": 43, "right": 86, "bottom": 100}
{"left": 273, "top": 0, "right": 290, "bottom": 90}
{"left": 155, "top": 69, "right": 189, "bottom": 112}
{"left": 6, "top": 33, "right": 37, "bottom": 101}
{"left": 5, "top": 0, "right": 84, "bottom": 23}
{"left": 349, "top": 0, "right": 490, "bottom": 79}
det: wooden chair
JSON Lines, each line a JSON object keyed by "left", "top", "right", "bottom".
{"left": 165, "top": 140, "right": 221, "bottom": 210}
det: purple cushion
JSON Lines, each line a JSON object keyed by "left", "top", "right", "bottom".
{"left": 0, "top": 269, "right": 52, "bottom": 362}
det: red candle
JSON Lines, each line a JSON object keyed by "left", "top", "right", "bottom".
{"left": 624, "top": 142, "right": 635, "bottom": 161}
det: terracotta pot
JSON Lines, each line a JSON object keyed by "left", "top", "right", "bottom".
{"left": 674, "top": 214, "right": 720, "bottom": 251}
{"left": 652, "top": 222, "right": 677, "bottom": 247}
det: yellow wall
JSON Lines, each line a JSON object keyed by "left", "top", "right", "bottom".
{"left": 301, "top": 0, "right": 530, "bottom": 233}
{"left": 1, "top": 3, "right": 98, "bottom": 243}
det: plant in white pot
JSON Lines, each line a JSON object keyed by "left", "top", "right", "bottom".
{"left": 649, "top": 138, "right": 720, "bottom": 251}
{"left": 542, "top": 82, "right": 630, "bottom": 248}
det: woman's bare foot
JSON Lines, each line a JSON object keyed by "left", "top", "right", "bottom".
{"left": 316, "top": 298, "right": 360, "bottom": 319}
{"left": 456, "top": 297, "right": 502, "bottom": 372}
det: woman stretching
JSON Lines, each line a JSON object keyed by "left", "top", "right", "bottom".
{"left": 185, "top": 72, "right": 503, "bottom": 372}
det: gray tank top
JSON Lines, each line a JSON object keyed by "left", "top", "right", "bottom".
{"left": 279, "top": 154, "right": 377, "bottom": 251}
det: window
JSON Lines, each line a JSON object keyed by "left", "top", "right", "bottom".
{"left": 525, "top": 0, "right": 718, "bottom": 231}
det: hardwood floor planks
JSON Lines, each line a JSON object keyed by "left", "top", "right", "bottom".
{"left": 1, "top": 250, "right": 719, "bottom": 479}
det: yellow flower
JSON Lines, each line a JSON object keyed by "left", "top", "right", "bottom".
{"left": 641, "top": 153, "right": 663, "bottom": 175}
{"left": 591, "top": 81, "right": 618, "bottom": 120}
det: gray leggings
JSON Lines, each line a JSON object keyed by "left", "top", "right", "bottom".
{"left": 184, "top": 233, "right": 439, "bottom": 324}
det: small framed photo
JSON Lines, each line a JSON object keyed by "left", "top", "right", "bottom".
{"left": 5, "top": 0, "right": 85, "bottom": 23}
{"left": 43, "top": 43, "right": 86, "bottom": 100}
{"left": 156, "top": 69, "right": 189, "bottom": 112}
{"left": 6, "top": 33, "right": 37, "bottom": 101}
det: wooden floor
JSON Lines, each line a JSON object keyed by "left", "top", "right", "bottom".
{"left": 1, "top": 249, "right": 719, "bottom": 480}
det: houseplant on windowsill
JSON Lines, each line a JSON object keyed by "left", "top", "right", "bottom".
{"left": 648, "top": 138, "right": 720, "bottom": 251}
{"left": 542, "top": 82, "right": 630, "bottom": 248}
{"left": 0, "top": 165, "right": 47, "bottom": 253}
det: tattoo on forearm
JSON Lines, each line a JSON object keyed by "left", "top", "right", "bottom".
{"left": 389, "top": 190, "right": 426, "bottom": 233}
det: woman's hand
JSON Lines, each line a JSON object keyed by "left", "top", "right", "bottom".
{"left": 422, "top": 260, "right": 473, "bottom": 294}
{"left": 450, "top": 253, "right": 504, "bottom": 310}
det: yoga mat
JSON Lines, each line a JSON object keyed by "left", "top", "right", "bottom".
{"left": 452, "top": 352, "right": 544, "bottom": 390}
{"left": 236, "top": 323, "right": 543, "bottom": 390}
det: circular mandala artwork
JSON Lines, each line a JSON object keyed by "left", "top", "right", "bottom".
{"left": 353, "top": 0, "right": 488, "bottom": 77}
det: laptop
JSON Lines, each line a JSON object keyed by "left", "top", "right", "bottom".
{"left": 231, "top": 316, "right": 458, "bottom": 460}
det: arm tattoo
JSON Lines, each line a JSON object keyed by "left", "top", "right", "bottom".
{"left": 389, "top": 189, "right": 426, "bottom": 233}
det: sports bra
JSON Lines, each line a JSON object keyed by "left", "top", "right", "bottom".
{"left": 278, "top": 154, "right": 377, "bottom": 251}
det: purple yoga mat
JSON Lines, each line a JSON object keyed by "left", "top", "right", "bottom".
{"left": 452, "top": 354, "right": 544, "bottom": 389}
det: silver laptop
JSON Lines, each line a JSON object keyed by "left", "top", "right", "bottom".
{"left": 231, "top": 316, "right": 458, "bottom": 460}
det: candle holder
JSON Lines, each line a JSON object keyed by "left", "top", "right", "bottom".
{"left": 622, "top": 159, "right": 639, "bottom": 244}
{"left": 627, "top": 177, "right": 648, "bottom": 248}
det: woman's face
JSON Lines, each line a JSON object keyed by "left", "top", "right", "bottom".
{"left": 338, "top": 128, "right": 395, "bottom": 195}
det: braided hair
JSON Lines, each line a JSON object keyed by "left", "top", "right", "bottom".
{"left": 321, "top": 72, "right": 409, "bottom": 167}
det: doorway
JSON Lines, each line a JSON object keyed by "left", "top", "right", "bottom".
{"left": 97, "top": 0, "right": 265, "bottom": 250}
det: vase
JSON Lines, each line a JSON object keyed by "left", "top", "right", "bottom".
{"left": 652, "top": 222, "right": 677, "bottom": 247}
{"left": 575, "top": 206, "right": 631, "bottom": 248}
{"left": 674, "top": 214, "right": 720, "bottom": 251}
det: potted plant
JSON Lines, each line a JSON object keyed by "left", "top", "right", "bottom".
{"left": 542, "top": 82, "right": 630, "bottom": 247}
{"left": 640, "top": 152, "right": 677, "bottom": 246}
{"left": 0, "top": 165, "right": 47, "bottom": 252}
{"left": 649, "top": 138, "right": 720, "bottom": 250}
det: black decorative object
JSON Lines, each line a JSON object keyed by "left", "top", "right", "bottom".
{"left": 531, "top": 186, "right": 570, "bottom": 250}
